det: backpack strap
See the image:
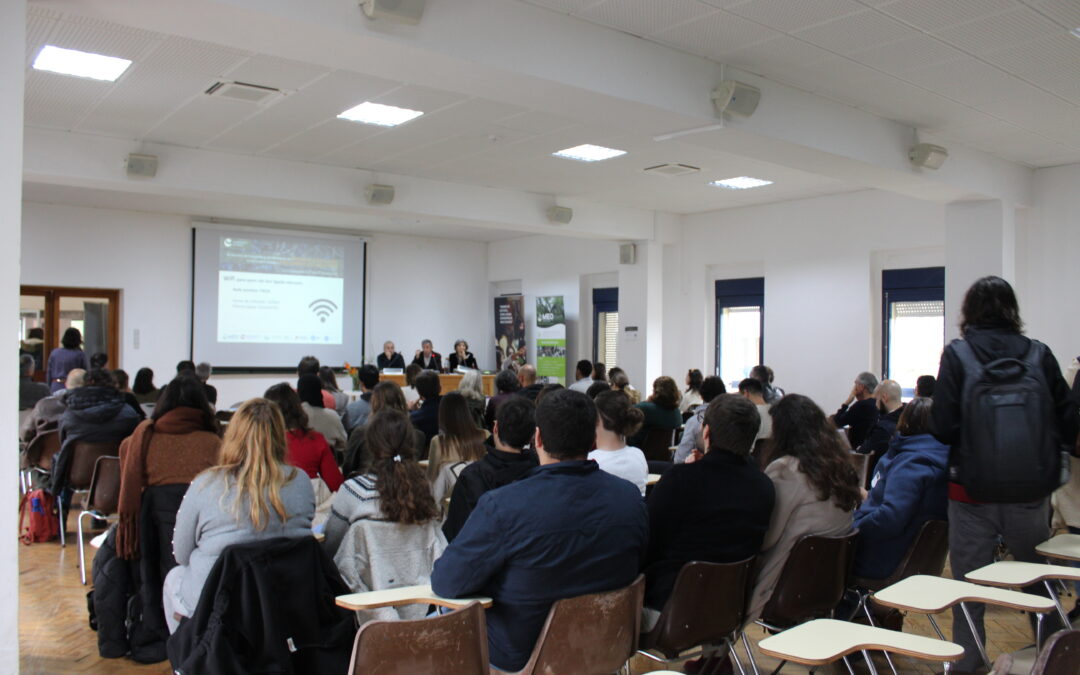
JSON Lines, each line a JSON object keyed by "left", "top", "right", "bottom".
{"left": 951, "top": 339, "right": 984, "bottom": 378}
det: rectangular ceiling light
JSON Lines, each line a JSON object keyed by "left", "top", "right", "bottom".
{"left": 1071, "top": 27, "right": 1080, "bottom": 39}
{"left": 553, "top": 144, "right": 627, "bottom": 162}
{"left": 338, "top": 101, "right": 424, "bottom": 127}
{"left": 32, "top": 45, "right": 132, "bottom": 82}
{"left": 710, "top": 176, "right": 774, "bottom": 190}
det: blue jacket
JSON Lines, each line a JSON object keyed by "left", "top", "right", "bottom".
{"left": 430, "top": 459, "right": 648, "bottom": 672}
{"left": 853, "top": 433, "right": 949, "bottom": 580}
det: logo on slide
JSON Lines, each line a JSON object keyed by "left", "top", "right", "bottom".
{"left": 308, "top": 298, "right": 339, "bottom": 323}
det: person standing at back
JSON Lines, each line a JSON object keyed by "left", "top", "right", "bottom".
{"left": 932, "top": 276, "right": 1078, "bottom": 672}
{"left": 46, "top": 327, "right": 89, "bottom": 393}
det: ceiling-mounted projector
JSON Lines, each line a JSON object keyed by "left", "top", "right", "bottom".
{"left": 712, "top": 80, "right": 761, "bottom": 118}
{"left": 909, "top": 143, "right": 948, "bottom": 170}
{"left": 360, "top": 0, "right": 425, "bottom": 25}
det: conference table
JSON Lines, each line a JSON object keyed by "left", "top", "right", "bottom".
{"left": 350, "top": 372, "right": 497, "bottom": 397}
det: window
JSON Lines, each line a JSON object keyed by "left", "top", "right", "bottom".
{"left": 715, "top": 278, "right": 764, "bottom": 391}
{"left": 593, "top": 287, "right": 618, "bottom": 369}
{"left": 882, "top": 267, "right": 945, "bottom": 398}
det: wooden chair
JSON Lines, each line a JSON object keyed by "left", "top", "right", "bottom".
{"left": 990, "top": 629, "right": 1080, "bottom": 675}
{"left": 57, "top": 440, "right": 120, "bottom": 547}
{"left": 346, "top": 601, "right": 488, "bottom": 675}
{"left": 76, "top": 455, "right": 121, "bottom": 585}
{"left": 641, "top": 427, "right": 676, "bottom": 462}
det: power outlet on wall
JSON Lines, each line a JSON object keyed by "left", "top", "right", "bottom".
{"left": 133, "top": 328, "right": 140, "bottom": 350}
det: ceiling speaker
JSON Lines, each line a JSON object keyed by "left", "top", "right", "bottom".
{"left": 360, "top": 0, "right": 425, "bottom": 25}
{"left": 125, "top": 153, "right": 158, "bottom": 178}
{"left": 365, "top": 184, "right": 395, "bottom": 205}
{"left": 909, "top": 143, "right": 948, "bottom": 170}
{"left": 711, "top": 80, "right": 761, "bottom": 118}
{"left": 546, "top": 206, "right": 573, "bottom": 225}
{"left": 619, "top": 243, "right": 636, "bottom": 265}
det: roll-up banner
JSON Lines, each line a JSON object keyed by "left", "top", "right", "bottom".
{"left": 494, "top": 295, "right": 526, "bottom": 371}
{"left": 535, "top": 295, "right": 566, "bottom": 385}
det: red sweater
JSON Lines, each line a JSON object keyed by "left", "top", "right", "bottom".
{"left": 286, "top": 429, "right": 344, "bottom": 492}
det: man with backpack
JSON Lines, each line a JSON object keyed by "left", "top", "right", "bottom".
{"left": 932, "top": 276, "right": 1078, "bottom": 673}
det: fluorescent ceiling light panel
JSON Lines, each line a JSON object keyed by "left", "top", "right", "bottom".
{"left": 553, "top": 144, "right": 627, "bottom": 162}
{"left": 710, "top": 176, "right": 773, "bottom": 190}
{"left": 1071, "top": 27, "right": 1080, "bottom": 39}
{"left": 337, "top": 101, "right": 424, "bottom": 126}
{"left": 32, "top": 45, "right": 132, "bottom": 82}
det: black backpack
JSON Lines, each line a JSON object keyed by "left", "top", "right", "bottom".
{"left": 953, "top": 339, "right": 1066, "bottom": 502}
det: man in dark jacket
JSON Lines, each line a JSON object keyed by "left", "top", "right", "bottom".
{"left": 514, "top": 364, "right": 544, "bottom": 401}
{"left": 431, "top": 389, "right": 647, "bottom": 673}
{"left": 832, "top": 371, "right": 880, "bottom": 448}
{"left": 443, "top": 396, "right": 538, "bottom": 542}
{"left": 857, "top": 379, "right": 904, "bottom": 486}
{"left": 408, "top": 370, "right": 441, "bottom": 447}
{"left": 931, "top": 276, "right": 1078, "bottom": 672}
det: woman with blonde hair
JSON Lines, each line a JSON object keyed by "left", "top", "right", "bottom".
{"left": 163, "top": 398, "right": 315, "bottom": 633}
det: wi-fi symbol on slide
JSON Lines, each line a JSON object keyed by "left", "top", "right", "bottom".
{"left": 308, "top": 299, "right": 338, "bottom": 323}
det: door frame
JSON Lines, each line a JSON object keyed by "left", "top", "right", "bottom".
{"left": 20, "top": 285, "right": 121, "bottom": 370}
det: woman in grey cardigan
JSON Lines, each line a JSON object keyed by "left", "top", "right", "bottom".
{"left": 164, "top": 398, "right": 315, "bottom": 633}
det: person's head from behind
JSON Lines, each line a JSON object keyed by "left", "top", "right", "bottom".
{"left": 439, "top": 392, "right": 480, "bottom": 440}
{"left": 649, "top": 376, "right": 681, "bottom": 409}
{"left": 28, "top": 327, "right": 44, "bottom": 341}
{"left": 113, "top": 369, "right": 130, "bottom": 392}
{"left": 61, "top": 327, "right": 82, "bottom": 350}
{"left": 296, "top": 374, "right": 324, "bottom": 408}
{"left": 154, "top": 373, "right": 215, "bottom": 428}
{"left": 608, "top": 367, "right": 629, "bottom": 390}
{"left": 297, "top": 355, "right": 320, "bottom": 377}
{"left": 961, "top": 275, "right": 1023, "bottom": 336}
{"left": 897, "top": 396, "right": 934, "bottom": 436}
{"left": 90, "top": 352, "right": 108, "bottom": 370}
{"left": 702, "top": 394, "right": 760, "bottom": 457}
{"left": 873, "top": 380, "right": 903, "bottom": 413}
{"left": 749, "top": 365, "right": 773, "bottom": 386}
{"left": 214, "top": 398, "right": 293, "bottom": 530}
{"left": 358, "top": 364, "right": 380, "bottom": 392}
{"left": 371, "top": 381, "right": 409, "bottom": 414}
{"left": 414, "top": 370, "right": 441, "bottom": 401}
{"left": 518, "top": 364, "right": 537, "bottom": 387}
{"left": 84, "top": 368, "right": 116, "bottom": 389}
{"left": 738, "top": 377, "right": 765, "bottom": 404}
{"left": 495, "top": 368, "right": 520, "bottom": 394}
{"left": 575, "top": 359, "right": 593, "bottom": 380}
{"left": 263, "top": 383, "right": 308, "bottom": 432}
{"left": 915, "top": 375, "right": 936, "bottom": 398}
{"left": 853, "top": 371, "right": 879, "bottom": 400}
{"left": 404, "top": 363, "right": 422, "bottom": 387}
{"left": 176, "top": 360, "right": 195, "bottom": 374}
{"left": 366, "top": 410, "right": 437, "bottom": 524}
{"left": 586, "top": 380, "right": 611, "bottom": 399}
{"left": 65, "top": 368, "right": 86, "bottom": 391}
{"left": 686, "top": 369, "right": 703, "bottom": 392}
{"left": 700, "top": 376, "right": 727, "bottom": 404}
{"left": 459, "top": 369, "right": 484, "bottom": 400}
{"left": 595, "top": 390, "right": 644, "bottom": 440}
{"left": 132, "top": 367, "right": 155, "bottom": 395}
{"left": 318, "top": 366, "right": 340, "bottom": 392}
{"left": 195, "top": 361, "right": 212, "bottom": 383}
{"left": 19, "top": 354, "right": 34, "bottom": 377}
{"left": 592, "top": 362, "right": 606, "bottom": 382}
{"left": 535, "top": 383, "right": 564, "bottom": 405}
{"left": 768, "top": 394, "right": 861, "bottom": 511}
{"left": 494, "top": 397, "right": 535, "bottom": 452}
{"left": 534, "top": 389, "right": 596, "bottom": 462}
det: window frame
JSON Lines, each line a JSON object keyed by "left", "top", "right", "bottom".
{"left": 592, "top": 287, "right": 618, "bottom": 365}
{"left": 714, "top": 277, "right": 765, "bottom": 382}
{"left": 881, "top": 266, "right": 945, "bottom": 388}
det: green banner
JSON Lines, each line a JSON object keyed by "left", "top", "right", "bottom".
{"left": 535, "top": 296, "right": 566, "bottom": 384}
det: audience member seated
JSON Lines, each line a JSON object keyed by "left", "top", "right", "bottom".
{"left": 401, "top": 363, "right": 422, "bottom": 406}
{"left": 443, "top": 397, "right": 538, "bottom": 543}
{"left": 427, "top": 392, "right": 487, "bottom": 509}
{"left": 483, "top": 369, "right": 520, "bottom": 431}
{"left": 680, "top": 369, "right": 704, "bottom": 413}
{"left": 409, "top": 370, "right": 442, "bottom": 447}
{"left": 323, "top": 410, "right": 444, "bottom": 621}
{"left": 376, "top": 340, "right": 406, "bottom": 371}
{"left": 52, "top": 368, "right": 141, "bottom": 498}
{"left": 853, "top": 397, "right": 948, "bottom": 580}
{"left": 589, "top": 391, "right": 648, "bottom": 495}
{"left": 747, "top": 394, "right": 860, "bottom": 621}
{"left": 738, "top": 377, "right": 773, "bottom": 441}
{"left": 296, "top": 375, "right": 346, "bottom": 458}
{"left": 343, "top": 381, "right": 425, "bottom": 476}
{"left": 644, "top": 395, "right": 775, "bottom": 627}
{"left": 343, "top": 365, "right": 379, "bottom": 432}
{"left": 412, "top": 339, "right": 442, "bottom": 372}
{"left": 163, "top": 398, "right": 315, "bottom": 633}
{"left": 592, "top": 361, "right": 607, "bottom": 383}
{"left": 608, "top": 367, "right": 640, "bottom": 403}
{"left": 535, "top": 383, "right": 564, "bottom": 404}
{"left": 194, "top": 362, "right": 217, "bottom": 407}
{"left": 831, "top": 371, "right": 880, "bottom": 449}
{"left": 586, "top": 380, "right": 611, "bottom": 399}
{"left": 916, "top": 374, "right": 936, "bottom": 398}
{"left": 858, "top": 379, "right": 904, "bottom": 481}
{"left": 515, "top": 364, "right": 543, "bottom": 401}
{"left": 673, "top": 376, "right": 726, "bottom": 463}
{"left": 46, "top": 327, "right": 89, "bottom": 393}
{"left": 455, "top": 369, "right": 487, "bottom": 429}
{"left": 750, "top": 364, "right": 784, "bottom": 404}
{"left": 264, "top": 383, "right": 343, "bottom": 527}
{"left": 90, "top": 352, "right": 109, "bottom": 370}
{"left": 568, "top": 359, "right": 594, "bottom": 393}
{"left": 319, "top": 365, "right": 349, "bottom": 416}
{"left": 115, "top": 374, "right": 221, "bottom": 559}
{"left": 112, "top": 369, "right": 147, "bottom": 421}
{"left": 21, "top": 368, "right": 83, "bottom": 443}
{"left": 19, "top": 354, "right": 49, "bottom": 411}
{"left": 629, "top": 376, "right": 682, "bottom": 448}
{"left": 132, "top": 367, "right": 159, "bottom": 404}
{"left": 431, "top": 389, "right": 648, "bottom": 674}
{"left": 20, "top": 327, "right": 44, "bottom": 372}
{"left": 447, "top": 339, "right": 478, "bottom": 371}
{"left": 296, "top": 355, "right": 335, "bottom": 409}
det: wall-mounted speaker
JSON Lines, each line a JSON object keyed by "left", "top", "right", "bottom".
{"left": 711, "top": 80, "right": 761, "bottom": 118}
{"left": 360, "top": 0, "right": 425, "bottom": 25}
{"left": 365, "top": 183, "right": 395, "bottom": 205}
{"left": 546, "top": 206, "right": 573, "bottom": 225}
{"left": 909, "top": 143, "right": 948, "bottom": 170}
{"left": 619, "top": 243, "right": 636, "bottom": 265}
{"left": 126, "top": 153, "right": 158, "bottom": 178}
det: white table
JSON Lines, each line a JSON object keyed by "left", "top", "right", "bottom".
{"left": 965, "top": 560, "right": 1080, "bottom": 627}
{"left": 1036, "top": 533, "right": 1080, "bottom": 563}
{"left": 646, "top": 473, "right": 661, "bottom": 486}
{"left": 336, "top": 584, "right": 493, "bottom": 611}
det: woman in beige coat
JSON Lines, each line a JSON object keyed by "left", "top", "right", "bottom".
{"left": 747, "top": 393, "right": 862, "bottom": 622}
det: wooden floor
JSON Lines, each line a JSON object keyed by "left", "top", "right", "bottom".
{"left": 19, "top": 517, "right": 1067, "bottom": 674}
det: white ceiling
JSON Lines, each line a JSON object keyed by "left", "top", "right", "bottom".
{"left": 521, "top": 0, "right": 1080, "bottom": 169}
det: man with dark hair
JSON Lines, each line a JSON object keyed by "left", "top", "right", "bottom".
{"left": 585, "top": 380, "right": 611, "bottom": 399}
{"left": 176, "top": 360, "right": 196, "bottom": 374}
{"left": 673, "top": 375, "right": 727, "bottom": 463}
{"left": 443, "top": 397, "right": 539, "bottom": 542}
{"left": 750, "top": 364, "right": 783, "bottom": 404}
{"left": 432, "top": 390, "right": 647, "bottom": 673}
{"left": 409, "top": 370, "right": 442, "bottom": 445}
{"left": 592, "top": 361, "right": 607, "bottom": 383}
{"left": 343, "top": 365, "right": 380, "bottom": 432}
{"left": 916, "top": 374, "right": 936, "bottom": 398}
{"left": 296, "top": 355, "right": 320, "bottom": 377}
{"left": 738, "top": 377, "right": 773, "bottom": 441}
{"left": 19, "top": 354, "right": 49, "bottom": 411}
{"left": 644, "top": 394, "right": 775, "bottom": 628}
{"left": 831, "top": 371, "right": 880, "bottom": 448}
{"left": 89, "top": 352, "right": 109, "bottom": 370}
{"left": 483, "top": 369, "right": 521, "bottom": 431}
{"left": 567, "top": 359, "right": 593, "bottom": 393}
{"left": 411, "top": 339, "right": 442, "bottom": 372}
{"left": 514, "top": 364, "right": 543, "bottom": 401}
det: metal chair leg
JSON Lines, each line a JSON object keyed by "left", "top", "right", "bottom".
{"left": 740, "top": 630, "right": 760, "bottom": 675}
{"left": 861, "top": 601, "right": 898, "bottom": 675}
{"left": 57, "top": 493, "right": 66, "bottom": 547}
{"left": 1044, "top": 580, "right": 1071, "bottom": 627}
{"left": 959, "top": 602, "right": 992, "bottom": 672}
{"left": 861, "top": 649, "right": 880, "bottom": 675}
{"left": 729, "top": 637, "right": 747, "bottom": 675}
{"left": 77, "top": 510, "right": 88, "bottom": 585}
{"left": 842, "top": 655, "right": 856, "bottom": 675}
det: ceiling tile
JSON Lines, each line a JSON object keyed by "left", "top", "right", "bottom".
{"left": 847, "top": 35, "right": 967, "bottom": 74}
{"left": 651, "top": 9, "right": 783, "bottom": 60}
{"left": 24, "top": 71, "right": 112, "bottom": 130}
{"left": 979, "top": 94, "right": 1080, "bottom": 140}
{"left": 494, "top": 110, "right": 577, "bottom": 134}
{"left": 222, "top": 56, "right": 329, "bottom": 91}
{"left": 725, "top": 0, "right": 865, "bottom": 33}
{"left": 1022, "top": 0, "right": 1080, "bottom": 28}
{"left": 143, "top": 95, "right": 258, "bottom": 147}
{"left": 520, "top": 0, "right": 605, "bottom": 12}
{"left": 899, "top": 58, "right": 1032, "bottom": 108}
{"left": 372, "top": 84, "right": 468, "bottom": 114}
{"left": 791, "top": 9, "right": 918, "bottom": 55}
{"left": 876, "top": 0, "right": 1017, "bottom": 31}
{"left": 25, "top": 10, "right": 57, "bottom": 63}
{"left": 579, "top": 0, "right": 718, "bottom": 37}
{"left": 931, "top": 7, "right": 1063, "bottom": 56}
{"left": 264, "top": 119, "right": 383, "bottom": 161}
{"left": 724, "top": 35, "right": 835, "bottom": 74}
{"left": 980, "top": 33, "right": 1080, "bottom": 79}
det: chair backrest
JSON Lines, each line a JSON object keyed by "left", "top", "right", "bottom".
{"left": 760, "top": 531, "right": 859, "bottom": 629}
{"left": 848, "top": 453, "right": 868, "bottom": 489}
{"left": 520, "top": 575, "right": 645, "bottom": 675}
{"left": 876, "top": 519, "right": 949, "bottom": 588}
{"left": 67, "top": 441, "right": 121, "bottom": 491}
{"left": 86, "top": 456, "right": 121, "bottom": 514}
{"left": 645, "top": 558, "right": 756, "bottom": 658}
{"left": 24, "top": 430, "right": 61, "bottom": 472}
{"left": 1032, "top": 629, "right": 1080, "bottom": 675}
{"left": 346, "top": 601, "right": 488, "bottom": 675}
{"left": 642, "top": 428, "right": 676, "bottom": 462}
{"left": 214, "top": 409, "right": 234, "bottom": 423}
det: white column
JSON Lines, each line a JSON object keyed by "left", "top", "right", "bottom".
{"left": 0, "top": 0, "right": 25, "bottom": 671}
{"left": 944, "top": 200, "right": 1016, "bottom": 342}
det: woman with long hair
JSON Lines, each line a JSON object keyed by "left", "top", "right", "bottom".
{"left": 318, "top": 365, "right": 349, "bottom": 415}
{"left": 164, "top": 398, "right": 315, "bottom": 632}
{"left": 427, "top": 392, "right": 487, "bottom": 509}
{"left": 46, "top": 326, "right": 89, "bottom": 393}
{"left": 132, "top": 367, "right": 158, "bottom": 403}
{"left": 297, "top": 373, "right": 347, "bottom": 458}
{"left": 680, "top": 369, "right": 704, "bottom": 414}
{"left": 343, "top": 381, "right": 425, "bottom": 476}
{"left": 116, "top": 373, "right": 221, "bottom": 559}
{"left": 590, "top": 391, "right": 648, "bottom": 495}
{"left": 746, "top": 393, "right": 860, "bottom": 620}
{"left": 629, "top": 376, "right": 683, "bottom": 448}
{"left": 455, "top": 369, "right": 487, "bottom": 428}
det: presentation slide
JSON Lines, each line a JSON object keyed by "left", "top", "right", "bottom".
{"left": 191, "top": 223, "right": 365, "bottom": 370}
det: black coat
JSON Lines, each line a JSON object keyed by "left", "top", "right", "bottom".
{"left": 411, "top": 351, "right": 442, "bottom": 371}
{"left": 448, "top": 352, "right": 478, "bottom": 371}
{"left": 858, "top": 405, "right": 904, "bottom": 486}
{"left": 52, "top": 386, "right": 139, "bottom": 496}
{"left": 442, "top": 447, "right": 539, "bottom": 543}
{"left": 409, "top": 396, "right": 441, "bottom": 449}
{"left": 376, "top": 352, "right": 405, "bottom": 370}
{"left": 91, "top": 527, "right": 133, "bottom": 659}
{"left": 834, "top": 397, "right": 879, "bottom": 450}
{"left": 167, "top": 537, "right": 354, "bottom": 675}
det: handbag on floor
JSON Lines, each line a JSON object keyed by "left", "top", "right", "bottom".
{"left": 18, "top": 488, "right": 59, "bottom": 544}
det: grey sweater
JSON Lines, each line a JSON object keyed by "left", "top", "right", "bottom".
{"left": 171, "top": 465, "right": 315, "bottom": 611}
